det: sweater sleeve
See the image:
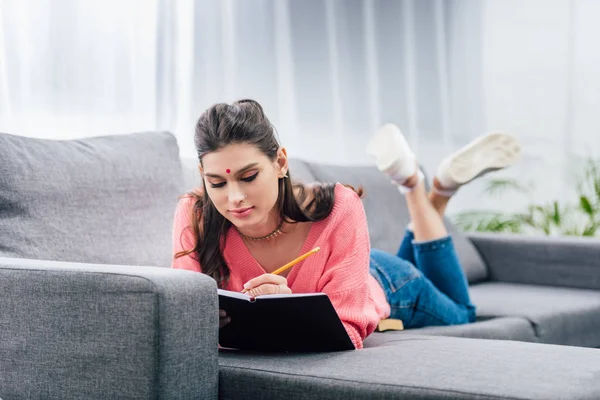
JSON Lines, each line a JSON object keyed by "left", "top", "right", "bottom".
{"left": 171, "top": 196, "right": 202, "bottom": 272}
{"left": 318, "top": 189, "right": 380, "bottom": 349}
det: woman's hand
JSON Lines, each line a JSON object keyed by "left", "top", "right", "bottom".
{"left": 219, "top": 309, "right": 231, "bottom": 328}
{"left": 242, "top": 274, "right": 292, "bottom": 297}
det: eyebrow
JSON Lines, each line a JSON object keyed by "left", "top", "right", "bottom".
{"left": 204, "top": 163, "right": 260, "bottom": 179}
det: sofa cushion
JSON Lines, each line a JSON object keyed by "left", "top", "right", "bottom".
{"left": 180, "top": 157, "right": 202, "bottom": 192}
{"left": 219, "top": 335, "right": 600, "bottom": 399}
{"left": 364, "top": 316, "right": 537, "bottom": 346}
{"left": 0, "top": 131, "right": 183, "bottom": 268}
{"left": 305, "top": 162, "right": 488, "bottom": 283}
{"left": 288, "top": 158, "right": 316, "bottom": 183}
{"left": 471, "top": 282, "right": 600, "bottom": 347}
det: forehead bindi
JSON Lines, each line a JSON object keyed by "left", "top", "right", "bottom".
{"left": 203, "top": 162, "right": 261, "bottom": 179}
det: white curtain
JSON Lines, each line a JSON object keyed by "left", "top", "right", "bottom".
{"left": 1, "top": 0, "right": 600, "bottom": 214}
{"left": 0, "top": 0, "right": 161, "bottom": 137}
{"left": 0, "top": 0, "right": 479, "bottom": 157}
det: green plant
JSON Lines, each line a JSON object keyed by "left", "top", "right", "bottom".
{"left": 452, "top": 158, "right": 600, "bottom": 237}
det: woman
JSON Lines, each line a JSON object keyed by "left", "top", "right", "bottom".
{"left": 172, "top": 99, "right": 521, "bottom": 349}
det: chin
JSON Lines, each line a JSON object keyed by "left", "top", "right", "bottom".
{"left": 236, "top": 213, "right": 271, "bottom": 231}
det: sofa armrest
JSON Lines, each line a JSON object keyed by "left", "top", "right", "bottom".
{"left": 0, "top": 257, "right": 218, "bottom": 400}
{"left": 467, "top": 233, "right": 600, "bottom": 290}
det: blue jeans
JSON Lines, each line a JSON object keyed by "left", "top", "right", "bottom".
{"left": 369, "top": 230, "right": 476, "bottom": 328}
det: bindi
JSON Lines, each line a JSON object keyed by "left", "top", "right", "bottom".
{"left": 226, "top": 169, "right": 231, "bottom": 174}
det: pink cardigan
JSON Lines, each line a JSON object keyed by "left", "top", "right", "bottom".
{"left": 172, "top": 183, "right": 391, "bottom": 349}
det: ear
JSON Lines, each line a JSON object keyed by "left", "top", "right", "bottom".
{"left": 276, "top": 147, "right": 289, "bottom": 178}
{"left": 198, "top": 164, "right": 204, "bottom": 179}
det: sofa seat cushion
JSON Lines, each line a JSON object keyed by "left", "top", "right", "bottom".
{"left": 364, "top": 316, "right": 537, "bottom": 346}
{"left": 0, "top": 131, "right": 183, "bottom": 268}
{"left": 304, "top": 161, "right": 488, "bottom": 283}
{"left": 219, "top": 335, "right": 600, "bottom": 400}
{"left": 471, "top": 282, "right": 600, "bottom": 347}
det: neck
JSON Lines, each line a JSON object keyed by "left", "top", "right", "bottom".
{"left": 236, "top": 213, "right": 283, "bottom": 241}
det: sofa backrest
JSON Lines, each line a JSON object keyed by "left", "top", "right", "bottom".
{"left": 0, "top": 131, "right": 183, "bottom": 268}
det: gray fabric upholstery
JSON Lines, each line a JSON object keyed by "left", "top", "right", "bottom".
{"left": 219, "top": 335, "right": 600, "bottom": 399}
{"left": 471, "top": 282, "right": 600, "bottom": 347}
{"left": 305, "top": 161, "right": 488, "bottom": 283}
{"left": 0, "top": 131, "right": 183, "bottom": 268}
{"left": 0, "top": 256, "right": 218, "bottom": 400}
{"left": 468, "top": 232, "right": 600, "bottom": 290}
{"left": 365, "top": 317, "right": 537, "bottom": 346}
{"left": 288, "top": 158, "right": 316, "bottom": 183}
{"left": 180, "top": 157, "right": 202, "bottom": 192}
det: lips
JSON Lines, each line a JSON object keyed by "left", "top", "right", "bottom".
{"left": 229, "top": 206, "right": 254, "bottom": 219}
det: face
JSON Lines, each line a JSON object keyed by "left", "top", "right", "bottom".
{"left": 200, "top": 143, "right": 288, "bottom": 234}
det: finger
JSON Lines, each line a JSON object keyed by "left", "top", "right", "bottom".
{"left": 219, "top": 316, "right": 231, "bottom": 328}
{"left": 219, "top": 309, "right": 226, "bottom": 317}
{"left": 243, "top": 274, "right": 287, "bottom": 291}
{"left": 246, "top": 283, "right": 279, "bottom": 298}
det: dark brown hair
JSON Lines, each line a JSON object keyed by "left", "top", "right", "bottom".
{"left": 175, "top": 99, "right": 362, "bottom": 288}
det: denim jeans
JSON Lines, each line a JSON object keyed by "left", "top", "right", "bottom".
{"left": 369, "top": 230, "right": 476, "bottom": 328}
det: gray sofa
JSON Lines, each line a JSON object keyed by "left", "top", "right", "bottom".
{"left": 1, "top": 131, "right": 600, "bottom": 399}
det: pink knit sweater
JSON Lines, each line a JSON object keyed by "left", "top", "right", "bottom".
{"left": 171, "top": 183, "right": 391, "bottom": 349}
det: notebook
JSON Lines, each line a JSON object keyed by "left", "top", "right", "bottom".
{"left": 217, "top": 289, "right": 355, "bottom": 352}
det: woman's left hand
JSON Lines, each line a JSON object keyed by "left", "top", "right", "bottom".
{"left": 242, "top": 274, "right": 292, "bottom": 297}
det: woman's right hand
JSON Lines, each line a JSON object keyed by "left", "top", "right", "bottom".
{"left": 219, "top": 309, "right": 231, "bottom": 328}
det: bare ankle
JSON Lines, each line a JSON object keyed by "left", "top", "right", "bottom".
{"left": 432, "top": 177, "right": 449, "bottom": 192}
{"left": 402, "top": 173, "right": 420, "bottom": 188}
{"left": 428, "top": 188, "right": 450, "bottom": 217}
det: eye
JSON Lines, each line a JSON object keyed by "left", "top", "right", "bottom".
{"left": 241, "top": 172, "right": 259, "bottom": 182}
{"left": 209, "top": 181, "right": 226, "bottom": 189}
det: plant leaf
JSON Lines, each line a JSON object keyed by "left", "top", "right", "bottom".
{"left": 553, "top": 201, "right": 561, "bottom": 225}
{"left": 482, "top": 179, "right": 530, "bottom": 196}
{"left": 594, "top": 179, "right": 600, "bottom": 203}
{"left": 580, "top": 196, "right": 594, "bottom": 216}
{"left": 452, "top": 211, "right": 525, "bottom": 234}
{"left": 582, "top": 225, "right": 597, "bottom": 236}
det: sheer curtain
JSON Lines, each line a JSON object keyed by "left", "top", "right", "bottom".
{"left": 0, "top": 0, "right": 161, "bottom": 137}
{"left": 0, "top": 0, "right": 479, "bottom": 158}
{"left": 172, "top": 0, "right": 483, "bottom": 166}
{"left": 2, "top": 0, "right": 600, "bottom": 214}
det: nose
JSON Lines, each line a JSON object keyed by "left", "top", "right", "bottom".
{"left": 228, "top": 185, "right": 246, "bottom": 205}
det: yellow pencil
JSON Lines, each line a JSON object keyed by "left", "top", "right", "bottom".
{"left": 272, "top": 247, "right": 321, "bottom": 276}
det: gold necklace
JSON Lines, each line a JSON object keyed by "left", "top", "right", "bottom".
{"left": 237, "top": 220, "right": 284, "bottom": 241}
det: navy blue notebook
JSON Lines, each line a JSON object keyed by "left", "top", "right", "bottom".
{"left": 218, "top": 289, "right": 354, "bottom": 352}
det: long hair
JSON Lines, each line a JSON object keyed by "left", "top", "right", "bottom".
{"left": 175, "top": 99, "right": 362, "bottom": 288}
